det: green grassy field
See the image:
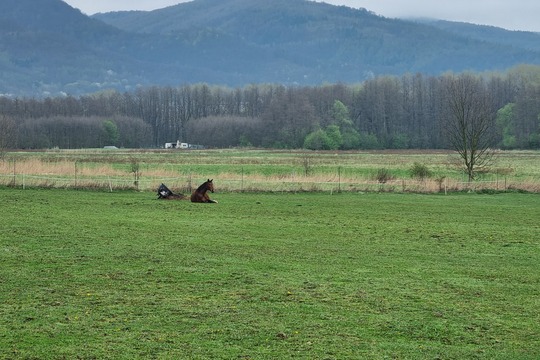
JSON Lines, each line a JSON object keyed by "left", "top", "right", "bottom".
{"left": 1, "top": 188, "right": 539, "bottom": 359}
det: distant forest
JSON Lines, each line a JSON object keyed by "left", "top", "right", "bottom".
{"left": 1, "top": 65, "right": 539, "bottom": 151}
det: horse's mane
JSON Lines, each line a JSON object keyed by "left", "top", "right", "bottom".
{"left": 196, "top": 180, "right": 210, "bottom": 192}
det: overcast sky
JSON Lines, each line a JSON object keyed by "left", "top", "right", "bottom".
{"left": 62, "top": 0, "right": 540, "bottom": 32}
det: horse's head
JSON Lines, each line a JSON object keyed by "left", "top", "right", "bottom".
{"left": 206, "top": 179, "right": 214, "bottom": 193}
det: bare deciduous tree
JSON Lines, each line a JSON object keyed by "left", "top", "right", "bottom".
{"left": 443, "top": 74, "right": 497, "bottom": 181}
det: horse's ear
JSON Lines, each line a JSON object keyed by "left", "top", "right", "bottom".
{"left": 209, "top": 179, "right": 213, "bottom": 182}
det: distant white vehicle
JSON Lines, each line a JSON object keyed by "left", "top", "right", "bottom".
{"left": 165, "top": 140, "right": 190, "bottom": 149}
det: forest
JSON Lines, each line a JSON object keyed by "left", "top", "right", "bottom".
{"left": 1, "top": 65, "right": 539, "bottom": 151}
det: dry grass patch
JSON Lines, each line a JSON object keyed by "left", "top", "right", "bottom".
{"left": 1, "top": 150, "right": 539, "bottom": 193}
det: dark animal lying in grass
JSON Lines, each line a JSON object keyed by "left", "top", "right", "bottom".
{"left": 157, "top": 183, "right": 186, "bottom": 200}
{"left": 191, "top": 179, "right": 218, "bottom": 203}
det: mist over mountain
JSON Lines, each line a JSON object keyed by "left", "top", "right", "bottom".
{"left": 2, "top": 0, "right": 540, "bottom": 97}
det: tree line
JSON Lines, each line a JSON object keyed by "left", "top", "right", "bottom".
{"left": 1, "top": 65, "right": 539, "bottom": 151}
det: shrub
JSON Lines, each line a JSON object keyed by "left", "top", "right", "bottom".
{"left": 375, "top": 168, "right": 393, "bottom": 183}
{"left": 409, "top": 162, "right": 432, "bottom": 180}
{"left": 304, "top": 129, "right": 333, "bottom": 150}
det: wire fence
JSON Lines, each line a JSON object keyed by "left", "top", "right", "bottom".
{"left": 0, "top": 172, "right": 532, "bottom": 194}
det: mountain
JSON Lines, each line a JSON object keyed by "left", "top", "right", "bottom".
{"left": 415, "top": 19, "right": 540, "bottom": 52}
{"left": 0, "top": 0, "right": 154, "bottom": 96}
{"left": 0, "top": 0, "right": 221, "bottom": 96}
{"left": 2, "top": 0, "right": 540, "bottom": 97}
{"left": 94, "top": 0, "right": 540, "bottom": 78}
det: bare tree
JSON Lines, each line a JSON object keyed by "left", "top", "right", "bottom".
{"left": 443, "top": 74, "right": 497, "bottom": 181}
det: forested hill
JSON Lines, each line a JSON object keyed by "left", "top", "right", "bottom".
{"left": 94, "top": 0, "right": 540, "bottom": 81}
{"left": 0, "top": 0, "right": 151, "bottom": 96}
{"left": 417, "top": 20, "right": 540, "bottom": 52}
{"left": 0, "top": 0, "right": 210, "bottom": 97}
{"left": 2, "top": 0, "right": 540, "bottom": 97}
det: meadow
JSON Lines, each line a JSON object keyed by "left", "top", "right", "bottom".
{"left": 1, "top": 149, "right": 540, "bottom": 193}
{"left": 0, "top": 187, "right": 539, "bottom": 359}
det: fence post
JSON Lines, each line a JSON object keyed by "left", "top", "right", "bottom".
{"left": 338, "top": 166, "right": 341, "bottom": 193}
{"left": 11, "top": 158, "right": 16, "bottom": 187}
{"left": 74, "top": 161, "right": 78, "bottom": 188}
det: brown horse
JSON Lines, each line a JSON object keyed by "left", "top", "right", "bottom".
{"left": 191, "top": 179, "right": 218, "bottom": 203}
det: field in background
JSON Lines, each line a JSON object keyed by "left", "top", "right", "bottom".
{"left": 1, "top": 149, "right": 539, "bottom": 193}
{"left": 1, "top": 189, "right": 539, "bottom": 359}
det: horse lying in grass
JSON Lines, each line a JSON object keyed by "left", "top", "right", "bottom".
{"left": 157, "top": 183, "right": 186, "bottom": 200}
{"left": 191, "top": 179, "right": 218, "bottom": 203}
